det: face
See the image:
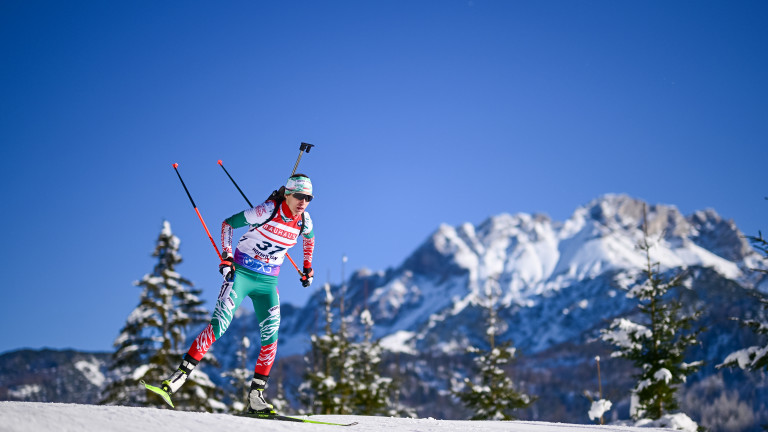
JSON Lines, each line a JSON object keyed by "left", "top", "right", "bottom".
{"left": 285, "top": 192, "right": 312, "bottom": 215}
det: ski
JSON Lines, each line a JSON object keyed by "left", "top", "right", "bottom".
{"left": 141, "top": 380, "right": 355, "bottom": 426}
{"left": 235, "top": 412, "right": 358, "bottom": 426}
{"left": 140, "top": 380, "right": 174, "bottom": 408}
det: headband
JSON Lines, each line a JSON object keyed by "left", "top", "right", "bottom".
{"left": 285, "top": 176, "right": 313, "bottom": 195}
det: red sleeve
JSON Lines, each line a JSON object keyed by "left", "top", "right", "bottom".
{"left": 303, "top": 236, "right": 315, "bottom": 269}
{"left": 221, "top": 221, "right": 234, "bottom": 256}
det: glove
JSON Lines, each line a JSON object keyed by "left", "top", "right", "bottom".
{"left": 219, "top": 250, "right": 235, "bottom": 282}
{"left": 301, "top": 267, "right": 314, "bottom": 288}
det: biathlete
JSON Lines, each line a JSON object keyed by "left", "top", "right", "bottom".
{"left": 158, "top": 174, "right": 315, "bottom": 414}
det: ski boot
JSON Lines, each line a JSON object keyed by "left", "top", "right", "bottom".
{"left": 246, "top": 374, "right": 276, "bottom": 416}
{"left": 143, "top": 354, "right": 198, "bottom": 408}
{"left": 163, "top": 354, "right": 199, "bottom": 394}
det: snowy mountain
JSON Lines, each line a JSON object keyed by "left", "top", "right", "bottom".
{"left": 278, "top": 194, "right": 765, "bottom": 356}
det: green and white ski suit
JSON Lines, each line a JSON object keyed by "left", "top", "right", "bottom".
{"left": 186, "top": 199, "right": 314, "bottom": 376}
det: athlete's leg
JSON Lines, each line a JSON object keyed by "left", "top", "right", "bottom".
{"left": 162, "top": 271, "right": 250, "bottom": 394}
{"left": 245, "top": 272, "right": 280, "bottom": 413}
{"left": 248, "top": 274, "right": 280, "bottom": 377}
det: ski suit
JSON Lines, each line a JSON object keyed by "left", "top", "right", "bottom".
{"left": 185, "top": 199, "right": 314, "bottom": 377}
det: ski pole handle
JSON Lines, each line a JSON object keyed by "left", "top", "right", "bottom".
{"left": 291, "top": 142, "right": 314, "bottom": 176}
{"left": 173, "top": 163, "right": 223, "bottom": 261}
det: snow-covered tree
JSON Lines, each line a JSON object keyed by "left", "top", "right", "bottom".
{"left": 601, "top": 213, "right": 703, "bottom": 421}
{"left": 455, "top": 277, "right": 534, "bottom": 420}
{"left": 101, "top": 292, "right": 157, "bottom": 405}
{"left": 719, "top": 228, "right": 768, "bottom": 372}
{"left": 300, "top": 282, "right": 354, "bottom": 414}
{"left": 347, "top": 308, "right": 394, "bottom": 415}
{"left": 101, "top": 221, "right": 224, "bottom": 411}
{"left": 300, "top": 279, "right": 401, "bottom": 416}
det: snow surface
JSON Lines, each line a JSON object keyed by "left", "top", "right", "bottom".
{"left": 0, "top": 402, "right": 679, "bottom": 432}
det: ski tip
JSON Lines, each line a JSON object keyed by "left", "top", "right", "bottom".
{"left": 141, "top": 380, "right": 175, "bottom": 408}
{"left": 172, "top": 163, "right": 179, "bottom": 169}
{"left": 217, "top": 159, "right": 223, "bottom": 165}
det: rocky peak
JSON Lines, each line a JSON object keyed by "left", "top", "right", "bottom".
{"left": 688, "top": 209, "right": 753, "bottom": 262}
{"left": 580, "top": 194, "right": 689, "bottom": 238}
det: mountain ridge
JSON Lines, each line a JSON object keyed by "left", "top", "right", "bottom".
{"left": 277, "top": 193, "right": 765, "bottom": 356}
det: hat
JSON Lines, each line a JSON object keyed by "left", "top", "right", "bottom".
{"left": 285, "top": 175, "right": 313, "bottom": 195}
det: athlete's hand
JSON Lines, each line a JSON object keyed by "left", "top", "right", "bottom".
{"left": 219, "top": 250, "right": 235, "bottom": 282}
{"left": 301, "top": 267, "right": 314, "bottom": 288}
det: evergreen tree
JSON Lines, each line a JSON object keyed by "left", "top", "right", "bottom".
{"left": 720, "top": 227, "right": 768, "bottom": 372}
{"left": 100, "top": 288, "right": 158, "bottom": 405}
{"left": 455, "top": 277, "right": 534, "bottom": 420}
{"left": 601, "top": 209, "right": 703, "bottom": 420}
{"left": 101, "top": 221, "right": 224, "bottom": 411}
{"left": 301, "top": 277, "right": 404, "bottom": 416}
{"left": 347, "top": 308, "right": 393, "bottom": 415}
{"left": 300, "top": 282, "right": 354, "bottom": 414}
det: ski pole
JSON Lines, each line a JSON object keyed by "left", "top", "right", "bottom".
{"left": 217, "top": 159, "right": 253, "bottom": 208}
{"left": 284, "top": 253, "right": 302, "bottom": 275}
{"left": 217, "top": 159, "right": 303, "bottom": 277}
{"left": 172, "top": 163, "right": 222, "bottom": 261}
{"left": 291, "top": 142, "right": 315, "bottom": 176}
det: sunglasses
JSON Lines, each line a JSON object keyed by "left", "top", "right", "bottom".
{"left": 292, "top": 193, "right": 313, "bottom": 202}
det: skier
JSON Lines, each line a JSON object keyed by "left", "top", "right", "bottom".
{"left": 157, "top": 174, "right": 315, "bottom": 414}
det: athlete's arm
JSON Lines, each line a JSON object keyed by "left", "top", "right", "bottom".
{"left": 302, "top": 212, "right": 315, "bottom": 268}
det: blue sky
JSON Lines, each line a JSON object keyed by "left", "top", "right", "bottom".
{"left": 1, "top": 1, "right": 766, "bottom": 354}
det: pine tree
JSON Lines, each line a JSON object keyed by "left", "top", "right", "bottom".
{"left": 601, "top": 208, "right": 703, "bottom": 420}
{"left": 100, "top": 289, "right": 158, "bottom": 405}
{"left": 101, "top": 221, "right": 224, "bottom": 411}
{"left": 347, "top": 308, "right": 393, "bottom": 415}
{"left": 720, "top": 227, "right": 768, "bottom": 372}
{"left": 301, "top": 273, "right": 403, "bottom": 417}
{"left": 455, "top": 277, "right": 534, "bottom": 420}
{"left": 300, "top": 282, "right": 354, "bottom": 414}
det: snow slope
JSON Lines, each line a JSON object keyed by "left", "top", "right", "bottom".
{"left": 0, "top": 402, "right": 677, "bottom": 432}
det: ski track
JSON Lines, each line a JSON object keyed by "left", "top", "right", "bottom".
{"left": 0, "top": 402, "right": 675, "bottom": 432}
